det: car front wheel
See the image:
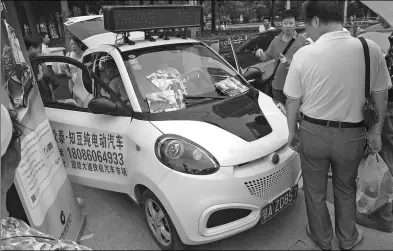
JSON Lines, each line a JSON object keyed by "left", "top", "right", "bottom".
{"left": 141, "top": 190, "right": 185, "bottom": 250}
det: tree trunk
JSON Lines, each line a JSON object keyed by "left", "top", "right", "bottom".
{"left": 61, "top": 0, "right": 70, "bottom": 18}
{"left": 44, "top": 14, "right": 52, "bottom": 38}
{"left": 199, "top": 0, "right": 204, "bottom": 33}
{"left": 51, "top": 12, "right": 61, "bottom": 38}
{"left": 211, "top": 0, "right": 216, "bottom": 31}
{"left": 79, "top": 3, "right": 87, "bottom": 16}
{"left": 38, "top": 20, "right": 42, "bottom": 32}
{"left": 14, "top": 1, "right": 26, "bottom": 37}
{"left": 22, "top": 1, "right": 38, "bottom": 36}
{"left": 271, "top": 0, "right": 276, "bottom": 28}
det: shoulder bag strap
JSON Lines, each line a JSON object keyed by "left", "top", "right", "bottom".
{"left": 271, "top": 38, "right": 296, "bottom": 79}
{"left": 358, "top": 37, "right": 371, "bottom": 100}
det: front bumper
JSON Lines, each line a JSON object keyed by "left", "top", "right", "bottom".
{"left": 158, "top": 145, "right": 302, "bottom": 245}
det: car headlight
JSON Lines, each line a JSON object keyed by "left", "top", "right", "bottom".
{"left": 155, "top": 135, "right": 220, "bottom": 175}
{"left": 273, "top": 99, "right": 287, "bottom": 116}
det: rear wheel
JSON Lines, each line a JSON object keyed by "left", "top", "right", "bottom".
{"left": 141, "top": 190, "right": 186, "bottom": 250}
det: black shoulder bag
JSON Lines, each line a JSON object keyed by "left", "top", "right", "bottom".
{"left": 264, "top": 38, "right": 296, "bottom": 97}
{"left": 359, "top": 37, "right": 379, "bottom": 130}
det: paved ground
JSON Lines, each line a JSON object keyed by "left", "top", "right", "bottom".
{"left": 73, "top": 183, "right": 392, "bottom": 250}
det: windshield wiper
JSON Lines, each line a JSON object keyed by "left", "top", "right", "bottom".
{"left": 184, "top": 95, "right": 228, "bottom": 100}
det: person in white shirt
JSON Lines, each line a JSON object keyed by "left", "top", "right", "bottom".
{"left": 259, "top": 17, "right": 276, "bottom": 33}
{"left": 305, "top": 28, "right": 349, "bottom": 45}
{"left": 39, "top": 32, "right": 50, "bottom": 56}
{"left": 284, "top": 1, "right": 391, "bottom": 250}
{"left": 39, "top": 32, "right": 52, "bottom": 67}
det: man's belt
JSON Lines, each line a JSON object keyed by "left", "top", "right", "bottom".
{"left": 300, "top": 113, "right": 364, "bottom": 128}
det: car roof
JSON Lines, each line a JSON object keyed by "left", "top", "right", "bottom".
{"left": 65, "top": 15, "right": 103, "bottom": 25}
{"left": 81, "top": 30, "right": 200, "bottom": 52}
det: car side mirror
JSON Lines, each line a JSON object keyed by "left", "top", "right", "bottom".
{"left": 243, "top": 67, "right": 262, "bottom": 84}
{"left": 88, "top": 97, "right": 131, "bottom": 117}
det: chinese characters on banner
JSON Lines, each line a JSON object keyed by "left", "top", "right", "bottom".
{"left": 51, "top": 125, "right": 128, "bottom": 177}
{"left": 17, "top": 120, "right": 63, "bottom": 208}
{"left": 1, "top": 1, "right": 85, "bottom": 241}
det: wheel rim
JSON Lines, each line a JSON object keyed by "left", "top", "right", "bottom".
{"left": 145, "top": 199, "right": 172, "bottom": 247}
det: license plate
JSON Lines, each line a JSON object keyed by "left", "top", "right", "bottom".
{"left": 260, "top": 185, "right": 298, "bottom": 224}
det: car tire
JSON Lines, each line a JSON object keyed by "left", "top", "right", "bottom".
{"left": 141, "top": 190, "right": 186, "bottom": 250}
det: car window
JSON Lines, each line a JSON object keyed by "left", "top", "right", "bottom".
{"left": 122, "top": 43, "right": 250, "bottom": 113}
{"left": 256, "top": 34, "right": 276, "bottom": 52}
{"left": 84, "top": 52, "right": 131, "bottom": 107}
{"left": 238, "top": 33, "right": 277, "bottom": 54}
{"left": 238, "top": 35, "right": 260, "bottom": 54}
{"left": 95, "top": 53, "right": 130, "bottom": 106}
{"left": 32, "top": 59, "right": 92, "bottom": 110}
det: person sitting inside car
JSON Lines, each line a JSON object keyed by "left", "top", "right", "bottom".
{"left": 98, "top": 56, "right": 129, "bottom": 104}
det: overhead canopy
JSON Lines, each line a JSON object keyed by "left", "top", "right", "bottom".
{"left": 64, "top": 15, "right": 107, "bottom": 42}
{"left": 360, "top": 1, "right": 393, "bottom": 27}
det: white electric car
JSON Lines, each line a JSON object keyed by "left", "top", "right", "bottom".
{"left": 32, "top": 5, "right": 303, "bottom": 250}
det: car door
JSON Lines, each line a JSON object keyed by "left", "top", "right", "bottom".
{"left": 239, "top": 33, "right": 277, "bottom": 81}
{"left": 236, "top": 34, "right": 264, "bottom": 70}
{"left": 30, "top": 55, "right": 137, "bottom": 194}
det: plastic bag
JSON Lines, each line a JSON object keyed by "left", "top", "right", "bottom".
{"left": 356, "top": 153, "right": 393, "bottom": 214}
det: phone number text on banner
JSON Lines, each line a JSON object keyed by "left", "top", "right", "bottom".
{"left": 52, "top": 128, "right": 128, "bottom": 177}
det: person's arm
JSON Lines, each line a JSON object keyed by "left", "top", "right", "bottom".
{"left": 63, "top": 52, "right": 73, "bottom": 78}
{"left": 256, "top": 39, "right": 275, "bottom": 62}
{"left": 287, "top": 98, "right": 302, "bottom": 133}
{"left": 41, "top": 63, "right": 60, "bottom": 89}
{"left": 367, "top": 48, "right": 392, "bottom": 152}
{"left": 369, "top": 91, "right": 388, "bottom": 135}
{"left": 283, "top": 53, "right": 303, "bottom": 151}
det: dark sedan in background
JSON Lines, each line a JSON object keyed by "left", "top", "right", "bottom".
{"left": 220, "top": 28, "right": 307, "bottom": 89}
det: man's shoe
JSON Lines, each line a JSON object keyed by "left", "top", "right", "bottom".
{"left": 340, "top": 230, "right": 363, "bottom": 250}
{"left": 306, "top": 224, "right": 332, "bottom": 251}
{"left": 356, "top": 211, "right": 393, "bottom": 233}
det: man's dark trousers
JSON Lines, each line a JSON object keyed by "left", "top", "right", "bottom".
{"left": 299, "top": 120, "right": 366, "bottom": 249}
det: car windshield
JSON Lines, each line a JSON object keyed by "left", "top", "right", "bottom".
{"left": 123, "top": 43, "right": 250, "bottom": 113}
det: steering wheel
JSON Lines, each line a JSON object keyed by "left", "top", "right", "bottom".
{"left": 181, "top": 68, "right": 211, "bottom": 89}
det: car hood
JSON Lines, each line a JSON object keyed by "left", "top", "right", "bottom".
{"left": 149, "top": 92, "right": 289, "bottom": 166}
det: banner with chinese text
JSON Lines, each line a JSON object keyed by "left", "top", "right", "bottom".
{"left": 1, "top": 1, "right": 85, "bottom": 241}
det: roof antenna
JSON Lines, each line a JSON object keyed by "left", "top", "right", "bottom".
{"left": 123, "top": 32, "right": 135, "bottom": 45}
{"left": 145, "top": 30, "right": 156, "bottom": 42}
{"left": 182, "top": 28, "right": 188, "bottom": 39}
{"left": 158, "top": 29, "right": 169, "bottom": 40}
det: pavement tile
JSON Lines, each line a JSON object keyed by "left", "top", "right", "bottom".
{"left": 73, "top": 183, "right": 159, "bottom": 250}
{"left": 73, "top": 183, "right": 308, "bottom": 250}
{"left": 299, "top": 201, "right": 393, "bottom": 250}
{"left": 74, "top": 182, "right": 392, "bottom": 250}
{"left": 288, "top": 240, "right": 317, "bottom": 250}
{"left": 78, "top": 226, "right": 100, "bottom": 250}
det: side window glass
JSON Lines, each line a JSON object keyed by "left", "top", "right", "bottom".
{"left": 239, "top": 36, "right": 259, "bottom": 54}
{"left": 256, "top": 35, "right": 274, "bottom": 52}
{"left": 96, "top": 53, "right": 130, "bottom": 106}
{"left": 31, "top": 59, "right": 92, "bottom": 109}
{"left": 82, "top": 52, "right": 99, "bottom": 96}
